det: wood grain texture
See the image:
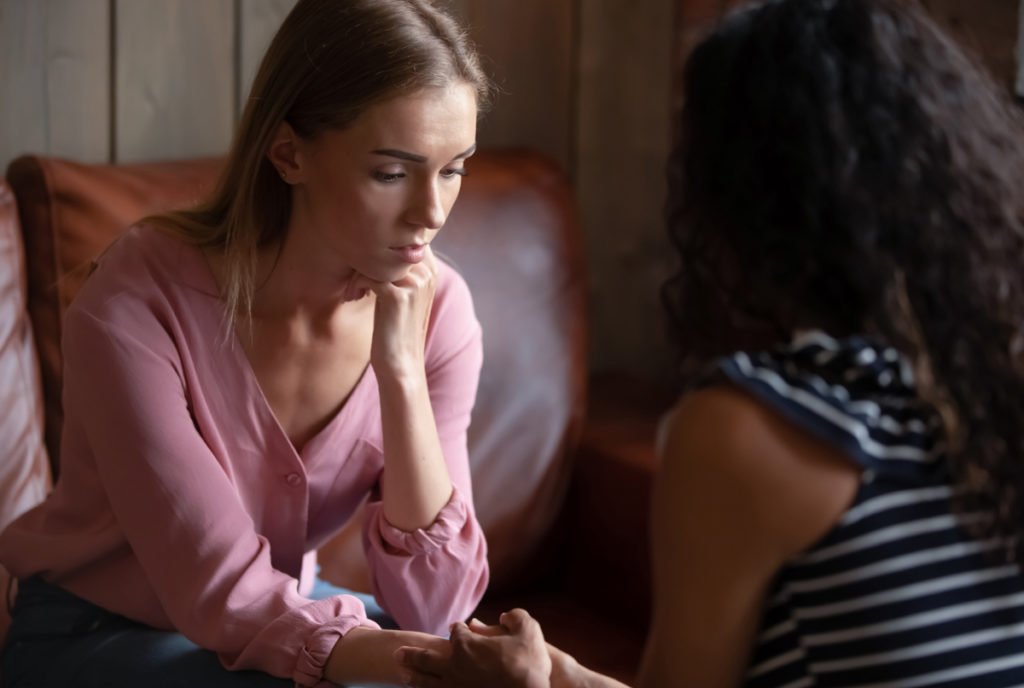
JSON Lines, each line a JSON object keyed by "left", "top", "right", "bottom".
{"left": 0, "top": 0, "right": 110, "bottom": 172}
{"left": 456, "top": 0, "right": 575, "bottom": 172}
{"left": 115, "top": 0, "right": 234, "bottom": 162}
{"left": 922, "top": 0, "right": 1020, "bottom": 91}
{"left": 576, "top": 0, "right": 675, "bottom": 379}
{"left": 1017, "top": 0, "right": 1024, "bottom": 96}
{"left": 239, "top": 0, "right": 297, "bottom": 113}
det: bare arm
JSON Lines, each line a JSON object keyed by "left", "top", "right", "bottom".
{"left": 357, "top": 248, "right": 452, "bottom": 531}
{"left": 637, "top": 385, "right": 859, "bottom": 687}
{"left": 352, "top": 251, "right": 488, "bottom": 634}
{"left": 394, "top": 611, "right": 629, "bottom": 688}
{"left": 548, "top": 644, "right": 630, "bottom": 688}
{"left": 326, "top": 627, "right": 451, "bottom": 686}
{"left": 396, "top": 384, "right": 859, "bottom": 687}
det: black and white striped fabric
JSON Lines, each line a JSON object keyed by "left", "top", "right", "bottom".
{"left": 718, "top": 331, "right": 1024, "bottom": 687}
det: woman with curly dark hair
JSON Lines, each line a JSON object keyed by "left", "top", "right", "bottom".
{"left": 397, "top": 0, "right": 1024, "bottom": 686}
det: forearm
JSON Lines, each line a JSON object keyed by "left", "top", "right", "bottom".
{"left": 550, "top": 644, "right": 632, "bottom": 688}
{"left": 326, "top": 626, "right": 448, "bottom": 686}
{"left": 377, "top": 371, "right": 453, "bottom": 531}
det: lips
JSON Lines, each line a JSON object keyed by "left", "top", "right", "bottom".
{"left": 389, "top": 243, "right": 427, "bottom": 264}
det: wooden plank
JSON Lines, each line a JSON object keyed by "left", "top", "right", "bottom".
{"left": 239, "top": 0, "right": 297, "bottom": 112}
{"left": 115, "top": 0, "right": 234, "bottom": 163}
{"left": 0, "top": 0, "right": 110, "bottom": 172}
{"left": 923, "top": 0, "right": 1020, "bottom": 91}
{"left": 0, "top": 1, "right": 49, "bottom": 170}
{"left": 460, "top": 0, "right": 574, "bottom": 172}
{"left": 1017, "top": 0, "right": 1024, "bottom": 97}
{"left": 576, "top": 0, "right": 675, "bottom": 378}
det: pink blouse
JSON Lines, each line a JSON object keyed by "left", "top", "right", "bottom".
{"left": 0, "top": 225, "right": 489, "bottom": 686}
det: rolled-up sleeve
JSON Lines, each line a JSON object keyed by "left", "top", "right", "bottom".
{"left": 361, "top": 267, "right": 489, "bottom": 634}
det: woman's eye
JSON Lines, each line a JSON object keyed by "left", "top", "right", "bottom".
{"left": 373, "top": 171, "right": 404, "bottom": 183}
{"left": 441, "top": 167, "right": 467, "bottom": 179}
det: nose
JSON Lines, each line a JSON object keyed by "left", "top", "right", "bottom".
{"left": 406, "top": 179, "right": 448, "bottom": 230}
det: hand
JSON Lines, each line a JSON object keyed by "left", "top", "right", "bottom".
{"left": 396, "top": 609, "right": 552, "bottom": 688}
{"left": 349, "top": 248, "right": 439, "bottom": 379}
{"left": 324, "top": 627, "right": 452, "bottom": 687}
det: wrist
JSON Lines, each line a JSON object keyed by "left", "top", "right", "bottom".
{"left": 549, "top": 644, "right": 583, "bottom": 688}
{"left": 326, "top": 627, "right": 447, "bottom": 686}
{"left": 374, "top": 361, "right": 428, "bottom": 394}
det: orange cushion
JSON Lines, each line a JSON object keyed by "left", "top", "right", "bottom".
{"left": 6, "top": 156, "right": 222, "bottom": 469}
{"left": 0, "top": 178, "right": 53, "bottom": 646}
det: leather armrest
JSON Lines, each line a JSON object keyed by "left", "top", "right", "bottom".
{"left": 560, "top": 374, "right": 675, "bottom": 631}
{"left": 470, "top": 375, "right": 673, "bottom": 681}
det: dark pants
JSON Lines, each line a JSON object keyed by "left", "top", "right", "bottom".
{"left": 2, "top": 577, "right": 397, "bottom": 687}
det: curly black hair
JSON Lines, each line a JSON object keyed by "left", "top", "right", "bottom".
{"left": 663, "top": 0, "right": 1024, "bottom": 559}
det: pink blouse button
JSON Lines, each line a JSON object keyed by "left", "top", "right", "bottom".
{"left": 285, "top": 473, "right": 303, "bottom": 487}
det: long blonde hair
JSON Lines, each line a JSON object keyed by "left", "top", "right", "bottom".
{"left": 153, "top": 0, "right": 490, "bottom": 328}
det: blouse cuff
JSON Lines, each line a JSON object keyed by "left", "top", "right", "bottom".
{"left": 375, "top": 486, "right": 470, "bottom": 556}
{"left": 292, "top": 615, "right": 381, "bottom": 687}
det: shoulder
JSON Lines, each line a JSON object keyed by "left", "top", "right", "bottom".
{"left": 432, "top": 257, "right": 475, "bottom": 320}
{"left": 711, "top": 333, "right": 944, "bottom": 479}
{"left": 425, "top": 256, "right": 481, "bottom": 364}
{"left": 657, "top": 384, "right": 861, "bottom": 559}
{"left": 91, "top": 222, "right": 185, "bottom": 273}
{"left": 66, "top": 224, "right": 211, "bottom": 354}
{"left": 71, "top": 223, "right": 206, "bottom": 320}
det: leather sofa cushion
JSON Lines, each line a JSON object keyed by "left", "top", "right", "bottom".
{"left": 7, "top": 156, "right": 222, "bottom": 470}
{"left": 0, "top": 179, "right": 52, "bottom": 529}
{"left": 0, "top": 178, "right": 53, "bottom": 645}
{"left": 5, "top": 150, "right": 586, "bottom": 590}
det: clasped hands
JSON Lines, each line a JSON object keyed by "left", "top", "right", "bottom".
{"left": 396, "top": 608, "right": 567, "bottom": 688}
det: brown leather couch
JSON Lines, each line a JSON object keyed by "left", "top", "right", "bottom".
{"left": 0, "top": 150, "right": 669, "bottom": 683}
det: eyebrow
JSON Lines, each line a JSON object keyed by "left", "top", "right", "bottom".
{"left": 371, "top": 143, "right": 477, "bottom": 163}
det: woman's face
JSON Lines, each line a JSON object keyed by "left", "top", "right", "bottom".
{"left": 287, "top": 82, "right": 478, "bottom": 284}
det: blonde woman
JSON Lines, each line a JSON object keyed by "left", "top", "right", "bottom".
{"left": 0, "top": 1, "right": 490, "bottom": 686}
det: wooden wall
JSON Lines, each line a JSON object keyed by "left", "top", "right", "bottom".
{"left": 0, "top": 0, "right": 678, "bottom": 382}
{"left": 921, "top": 0, "right": 1023, "bottom": 95}
{"left": 9, "top": 2, "right": 1014, "bottom": 381}
{"left": 0, "top": 0, "right": 298, "bottom": 166}
{"left": 1020, "top": 0, "right": 1024, "bottom": 96}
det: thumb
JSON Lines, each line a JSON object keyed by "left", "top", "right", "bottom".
{"left": 467, "top": 617, "right": 506, "bottom": 637}
{"left": 498, "top": 608, "right": 535, "bottom": 635}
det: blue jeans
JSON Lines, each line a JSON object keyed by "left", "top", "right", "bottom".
{"left": 2, "top": 576, "right": 398, "bottom": 687}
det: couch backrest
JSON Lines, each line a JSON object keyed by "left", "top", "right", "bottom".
{"left": 4, "top": 150, "right": 587, "bottom": 590}
{"left": 0, "top": 177, "right": 52, "bottom": 656}
{"left": 0, "top": 180, "right": 51, "bottom": 534}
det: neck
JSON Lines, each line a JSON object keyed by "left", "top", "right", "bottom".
{"left": 251, "top": 200, "right": 365, "bottom": 321}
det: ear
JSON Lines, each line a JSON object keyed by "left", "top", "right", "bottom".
{"left": 266, "top": 121, "right": 304, "bottom": 184}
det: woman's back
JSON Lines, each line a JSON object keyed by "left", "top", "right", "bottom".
{"left": 715, "top": 332, "right": 1024, "bottom": 686}
{"left": 393, "top": 0, "right": 1024, "bottom": 685}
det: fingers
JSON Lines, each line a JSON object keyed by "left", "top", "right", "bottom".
{"left": 340, "top": 271, "right": 374, "bottom": 302}
{"left": 465, "top": 617, "right": 506, "bottom": 637}
{"left": 395, "top": 646, "right": 446, "bottom": 676}
{"left": 449, "top": 621, "right": 471, "bottom": 643}
{"left": 499, "top": 608, "right": 543, "bottom": 641}
{"left": 498, "top": 608, "right": 531, "bottom": 632}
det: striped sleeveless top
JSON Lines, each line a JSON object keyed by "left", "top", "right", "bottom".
{"left": 718, "top": 331, "right": 1024, "bottom": 687}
